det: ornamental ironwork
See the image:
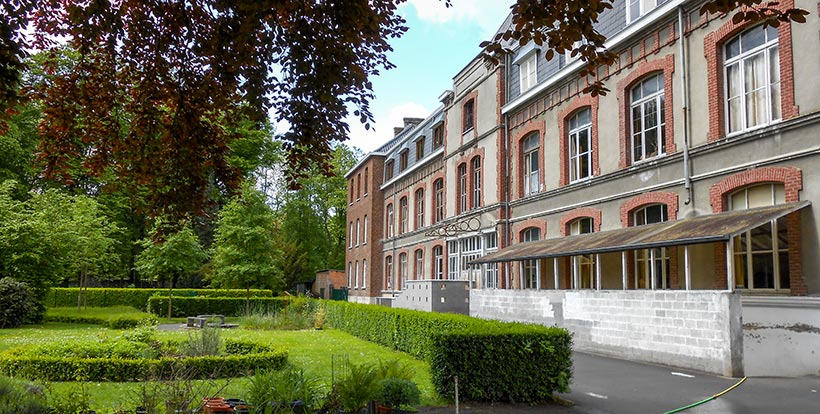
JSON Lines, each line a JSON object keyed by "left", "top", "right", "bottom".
{"left": 425, "top": 217, "right": 481, "bottom": 237}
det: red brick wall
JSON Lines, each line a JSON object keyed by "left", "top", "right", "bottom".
{"left": 559, "top": 207, "right": 603, "bottom": 236}
{"left": 619, "top": 191, "right": 680, "bottom": 227}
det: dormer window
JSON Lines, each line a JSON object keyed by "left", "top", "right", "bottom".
{"left": 520, "top": 53, "right": 537, "bottom": 91}
{"left": 628, "top": 0, "right": 660, "bottom": 24}
{"left": 399, "top": 149, "right": 409, "bottom": 171}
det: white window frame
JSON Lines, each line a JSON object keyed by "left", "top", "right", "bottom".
{"left": 362, "top": 259, "right": 367, "bottom": 289}
{"left": 569, "top": 217, "right": 596, "bottom": 289}
{"left": 472, "top": 157, "right": 481, "bottom": 209}
{"left": 399, "top": 252, "right": 408, "bottom": 290}
{"left": 627, "top": 0, "right": 659, "bottom": 24}
{"left": 415, "top": 189, "right": 424, "bottom": 229}
{"left": 363, "top": 215, "right": 368, "bottom": 244}
{"left": 633, "top": 204, "right": 670, "bottom": 289}
{"left": 414, "top": 249, "right": 424, "bottom": 280}
{"left": 522, "top": 133, "right": 540, "bottom": 196}
{"left": 568, "top": 108, "right": 593, "bottom": 183}
{"left": 521, "top": 228, "right": 540, "bottom": 289}
{"left": 399, "top": 196, "right": 408, "bottom": 234}
{"left": 724, "top": 25, "right": 781, "bottom": 135}
{"left": 355, "top": 261, "right": 359, "bottom": 289}
{"left": 458, "top": 163, "right": 468, "bottom": 213}
{"left": 630, "top": 73, "right": 666, "bottom": 163}
{"left": 519, "top": 53, "right": 538, "bottom": 92}
{"left": 433, "top": 246, "right": 443, "bottom": 279}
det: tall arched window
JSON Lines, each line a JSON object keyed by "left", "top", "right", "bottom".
{"left": 568, "top": 108, "right": 593, "bottom": 182}
{"left": 521, "top": 227, "right": 540, "bottom": 289}
{"left": 386, "top": 204, "right": 394, "bottom": 238}
{"left": 363, "top": 215, "right": 368, "bottom": 244}
{"left": 630, "top": 73, "right": 665, "bottom": 162}
{"left": 414, "top": 249, "right": 424, "bottom": 280}
{"left": 399, "top": 252, "right": 408, "bottom": 290}
{"left": 347, "top": 262, "right": 352, "bottom": 288}
{"left": 362, "top": 259, "right": 367, "bottom": 288}
{"left": 433, "top": 179, "right": 444, "bottom": 223}
{"left": 633, "top": 204, "right": 670, "bottom": 289}
{"left": 348, "top": 222, "right": 354, "bottom": 248}
{"left": 432, "top": 246, "right": 443, "bottom": 279}
{"left": 415, "top": 188, "right": 425, "bottom": 229}
{"left": 355, "top": 219, "right": 360, "bottom": 246}
{"left": 354, "top": 261, "right": 359, "bottom": 288}
{"left": 458, "top": 163, "right": 468, "bottom": 213}
{"left": 522, "top": 133, "right": 540, "bottom": 196}
{"left": 399, "top": 196, "right": 408, "bottom": 234}
{"left": 385, "top": 255, "right": 393, "bottom": 291}
{"left": 730, "top": 183, "right": 788, "bottom": 290}
{"left": 471, "top": 156, "right": 482, "bottom": 209}
{"left": 725, "top": 25, "right": 780, "bottom": 133}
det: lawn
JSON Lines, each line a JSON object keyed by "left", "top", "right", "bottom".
{"left": 0, "top": 321, "right": 443, "bottom": 413}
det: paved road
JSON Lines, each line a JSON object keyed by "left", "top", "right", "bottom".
{"left": 564, "top": 352, "right": 820, "bottom": 413}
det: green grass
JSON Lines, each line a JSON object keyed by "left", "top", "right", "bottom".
{"left": 0, "top": 322, "right": 444, "bottom": 413}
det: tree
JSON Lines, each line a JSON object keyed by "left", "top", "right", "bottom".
{"left": 210, "top": 183, "right": 282, "bottom": 305}
{"left": 0, "top": 1, "right": 808, "bottom": 221}
{"left": 136, "top": 225, "right": 207, "bottom": 318}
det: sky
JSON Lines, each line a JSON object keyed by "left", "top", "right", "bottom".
{"left": 344, "top": 0, "right": 513, "bottom": 154}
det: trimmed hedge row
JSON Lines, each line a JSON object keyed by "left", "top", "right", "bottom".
{"left": 46, "top": 288, "right": 276, "bottom": 310}
{"left": 44, "top": 307, "right": 158, "bottom": 329}
{"left": 0, "top": 352, "right": 287, "bottom": 382}
{"left": 0, "top": 339, "right": 286, "bottom": 382}
{"left": 147, "top": 296, "right": 288, "bottom": 317}
{"left": 321, "top": 301, "right": 572, "bottom": 403}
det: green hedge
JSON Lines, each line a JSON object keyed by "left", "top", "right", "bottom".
{"left": 0, "top": 339, "right": 286, "bottom": 382}
{"left": 321, "top": 301, "right": 572, "bottom": 403}
{"left": 147, "top": 296, "right": 288, "bottom": 317}
{"left": 46, "top": 288, "right": 276, "bottom": 310}
{"left": 44, "top": 306, "right": 158, "bottom": 329}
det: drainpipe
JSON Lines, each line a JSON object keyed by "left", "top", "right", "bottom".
{"left": 503, "top": 51, "right": 512, "bottom": 290}
{"left": 391, "top": 185, "right": 398, "bottom": 297}
{"left": 679, "top": 6, "right": 693, "bottom": 206}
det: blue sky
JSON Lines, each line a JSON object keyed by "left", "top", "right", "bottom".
{"left": 345, "top": 0, "right": 513, "bottom": 153}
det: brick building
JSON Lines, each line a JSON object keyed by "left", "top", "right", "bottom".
{"left": 345, "top": 0, "right": 820, "bottom": 376}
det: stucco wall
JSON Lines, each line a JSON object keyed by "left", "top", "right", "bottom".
{"left": 470, "top": 289, "right": 743, "bottom": 376}
{"left": 742, "top": 296, "right": 820, "bottom": 376}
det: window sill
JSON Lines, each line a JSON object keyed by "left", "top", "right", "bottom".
{"left": 462, "top": 127, "right": 474, "bottom": 135}
{"left": 725, "top": 119, "right": 783, "bottom": 139}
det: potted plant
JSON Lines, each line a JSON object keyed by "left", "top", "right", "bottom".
{"left": 374, "top": 378, "right": 420, "bottom": 414}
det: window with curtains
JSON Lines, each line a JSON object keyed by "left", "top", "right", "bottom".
{"left": 568, "top": 108, "right": 592, "bottom": 182}
{"left": 458, "top": 163, "right": 468, "bottom": 213}
{"left": 386, "top": 204, "right": 394, "bottom": 238}
{"left": 471, "top": 156, "right": 481, "bottom": 209}
{"left": 631, "top": 73, "right": 665, "bottom": 163}
{"left": 730, "top": 183, "right": 788, "bottom": 290}
{"left": 522, "top": 133, "right": 540, "bottom": 196}
{"left": 569, "top": 217, "right": 596, "bottom": 289}
{"left": 385, "top": 255, "right": 393, "bottom": 291}
{"left": 521, "top": 227, "right": 540, "bottom": 289}
{"left": 415, "top": 188, "right": 424, "bottom": 229}
{"left": 725, "top": 25, "right": 781, "bottom": 134}
{"left": 633, "top": 204, "right": 670, "bottom": 289}
{"left": 520, "top": 53, "right": 537, "bottom": 91}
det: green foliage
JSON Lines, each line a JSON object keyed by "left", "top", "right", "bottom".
{"left": 147, "top": 296, "right": 287, "bottom": 318}
{"left": 376, "top": 378, "right": 420, "bottom": 409}
{"left": 247, "top": 366, "right": 324, "bottom": 414}
{"left": 0, "top": 277, "right": 34, "bottom": 328}
{"left": 211, "top": 183, "right": 282, "bottom": 294}
{"left": 335, "top": 362, "right": 380, "bottom": 413}
{"left": 0, "top": 337, "right": 287, "bottom": 382}
{"left": 136, "top": 225, "right": 207, "bottom": 287}
{"left": 46, "top": 287, "right": 275, "bottom": 309}
{"left": 240, "top": 296, "right": 319, "bottom": 331}
{"left": 180, "top": 327, "right": 222, "bottom": 357}
{"left": 44, "top": 306, "right": 158, "bottom": 329}
{"left": 0, "top": 376, "right": 48, "bottom": 414}
{"left": 321, "top": 300, "right": 573, "bottom": 403}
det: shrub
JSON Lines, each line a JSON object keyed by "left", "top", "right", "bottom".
{"left": 0, "top": 376, "right": 48, "bottom": 414}
{"left": 44, "top": 306, "right": 158, "bottom": 329}
{"left": 376, "top": 378, "right": 420, "bottom": 409}
{"left": 147, "top": 296, "right": 287, "bottom": 317}
{"left": 335, "top": 362, "right": 379, "bottom": 413}
{"left": 321, "top": 300, "right": 572, "bottom": 403}
{"left": 0, "top": 278, "right": 35, "bottom": 329}
{"left": 46, "top": 288, "right": 276, "bottom": 310}
{"left": 180, "top": 327, "right": 222, "bottom": 357}
{"left": 247, "top": 366, "right": 324, "bottom": 414}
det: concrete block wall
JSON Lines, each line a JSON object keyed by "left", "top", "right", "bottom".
{"left": 470, "top": 289, "right": 743, "bottom": 377}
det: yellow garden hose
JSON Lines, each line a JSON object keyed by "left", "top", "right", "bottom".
{"left": 662, "top": 377, "right": 747, "bottom": 414}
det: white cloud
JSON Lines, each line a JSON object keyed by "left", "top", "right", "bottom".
{"left": 401, "top": 0, "right": 512, "bottom": 37}
{"left": 347, "top": 102, "right": 430, "bottom": 153}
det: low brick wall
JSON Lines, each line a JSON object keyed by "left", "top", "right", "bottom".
{"left": 470, "top": 289, "right": 743, "bottom": 376}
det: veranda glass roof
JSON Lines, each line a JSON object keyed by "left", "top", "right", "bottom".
{"left": 471, "top": 201, "right": 810, "bottom": 264}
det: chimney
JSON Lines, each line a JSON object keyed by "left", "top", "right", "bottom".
{"left": 403, "top": 117, "right": 424, "bottom": 128}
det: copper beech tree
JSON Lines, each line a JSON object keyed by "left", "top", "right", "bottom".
{"left": 0, "top": 0, "right": 808, "bottom": 222}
